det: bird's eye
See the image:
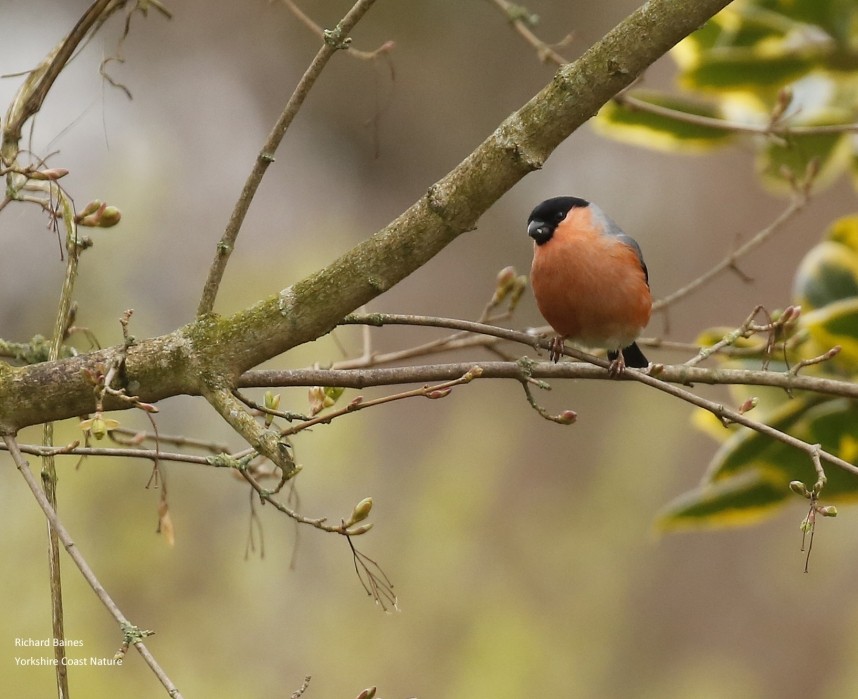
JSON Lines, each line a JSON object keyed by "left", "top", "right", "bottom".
{"left": 554, "top": 211, "right": 566, "bottom": 222}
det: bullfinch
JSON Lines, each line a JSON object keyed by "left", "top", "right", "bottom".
{"left": 527, "top": 196, "right": 652, "bottom": 373}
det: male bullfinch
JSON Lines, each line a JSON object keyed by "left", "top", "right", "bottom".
{"left": 527, "top": 196, "right": 652, "bottom": 373}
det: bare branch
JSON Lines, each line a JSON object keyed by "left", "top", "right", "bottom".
{"left": 489, "top": 1, "right": 858, "bottom": 140}
{"left": 197, "top": 0, "right": 380, "bottom": 316}
{"left": 282, "top": 0, "right": 394, "bottom": 61}
{"left": 2, "top": 0, "right": 117, "bottom": 154}
{"left": 487, "top": 0, "right": 572, "bottom": 65}
{"left": 653, "top": 194, "right": 809, "bottom": 313}
{"left": 241, "top": 353, "right": 858, "bottom": 400}
{"left": 614, "top": 91, "right": 858, "bottom": 138}
{"left": 4, "top": 435, "right": 184, "bottom": 699}
{"left": 1, "top": 0, "right": 738, "bottom": 435}
{"left": 202, "top": 384, "right": 297, "bottom": 479}
{"left": 280, "top": 367, "right": 483, "bottom": 437}
{"left": 0, "top": 440, "right": 215, "bottom": 466}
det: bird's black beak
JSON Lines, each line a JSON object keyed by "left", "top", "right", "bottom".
{"left": 527, "top": 219, "right": 552, "bottom": 245}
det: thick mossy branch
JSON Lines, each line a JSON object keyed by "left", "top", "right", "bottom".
{"left": 0, "top": 0, "right": 734, "bottom": 433}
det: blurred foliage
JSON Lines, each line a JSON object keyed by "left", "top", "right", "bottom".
{"left": 590, "top": 0, "right": 858, "bottom": 530}
{"left": 658, "top": 214, "right": 858, "bottom": 530}
{"left": 592, "top": 0, "right": 858, "bottom": 194}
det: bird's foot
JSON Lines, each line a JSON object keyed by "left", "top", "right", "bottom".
{"left": 608, "top": 353, "right": 626, "bottom": 378}
{"left": 549, "top": 336, "right": 565, "bottom": 363}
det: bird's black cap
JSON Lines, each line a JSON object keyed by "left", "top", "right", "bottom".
{"left": 527, "top": 197, "right": 590, "bottom": 245}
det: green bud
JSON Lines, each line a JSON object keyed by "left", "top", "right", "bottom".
{"left": 348, "top": 497, "right": 373, "bottom": 526}
{"left": 264, "top": 391, "right": 281, "bottom": 410}
{"left": 97, "top": 205, "right": 122, "bottom": 228}
{"left": 507, "top": 275, "right": 528, "bottom": 310}
{"left": 346, "top": 523, "right": 373, "bottom": 536}
{"left": 91, "top": 415, "right": 108, "bottom": 439}
{"left": 81, "top": 413, "right": 119, "bottom": 439}
{"left": 789, "top": 481, "right": 809, "bottom": 498}
{"left": 263, "top": 391, "right": 281, "bottom": 427}
{"left": 818, "top": 505, "right": 838, "bottom": 517}
{"left": 491, "top": 266, "right": 517, "bottom": 305}
{"left": 463, "top": 366, "right": 484, "bottom": 381}
{"left": 79, "top": 200, "right": 103, "bottom": 217}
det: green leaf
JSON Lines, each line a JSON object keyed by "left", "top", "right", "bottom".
{"left": 800, "top": 297, "right": 858, "bottom": 370}
{"left": 793, "top": 238, "right": 858, "bottom": 311}
{"left": 826, "top": 213, "right": 858, "bottom": 251}
{"left": 672, "top": 6, "right": 796, "bottom": 71}
{"left": 655, "top": 470, "right": 788, "bottom": 531}
{"left": 592, "top": 91, "right": 734, "bottom": 152}
{"left": 756, "top": 130, "right": 851, "bottom": 194}
{"left": 801, "top": 399, "right": 858, "bottom": 495}
{"left": 662, "top": 398, "right": 858, "bottom": 531}
{"left": 706, "top": 397, "right": 817, "bottom": 482}
{"left": 753, "top": 0, "right": 856, "bottom": 46}
{"left": 680, "top": 49, "right": 819, "bottom": 92}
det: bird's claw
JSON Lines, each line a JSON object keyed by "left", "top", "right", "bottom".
{"left": 608, "top": 354, "right": 626, "bottom": 378}
{"left": 549, "top": 337, "right": 565, "bottom": 363}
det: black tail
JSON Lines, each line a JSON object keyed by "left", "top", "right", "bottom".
{"left": 608, "top": 342, "right": 648, "bottom": 368}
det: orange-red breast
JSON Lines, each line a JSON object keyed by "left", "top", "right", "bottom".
{"left": 527, "top": 196, "right": 652, "bottom": 371}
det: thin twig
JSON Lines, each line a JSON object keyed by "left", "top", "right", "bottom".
{"left": 487, "top": 0, "right": 572, "bottom": 65}
{"left": 622, "top": 366, "right": 858, "bottom": 479}
{"left": 653, "top": 194, "right": 809, "bottom": 312}
{"left": 239, "top": 467, "right": 364, "bottom": 535}
{"left": 332, "top": 313, "right": 858, "bottom": 479}
{"left": 1, "top": 441, "right": 218, "bottom": 466}
{"left": 197, "top": 0, "right": 379, "bottom": 315}
{"left": 280, "top": 368, "right": 482, "bottom": 438}
{"left": 487, "top": 1, "right": 858, "bottom": 139}
{"left": 40, "top": 181, "right": 80, "bottom": 688}
{"left": 242, "top": 357, "right": 858, "bottom": 397}
{"left": 614, "top": 92, "right": 858, "bottom": 138}
{"left": 346, "top": 534, "right": 398, "bottom": 612}
{"left": 281, "top": 0, "right": 394, "bottom": 61}
{"left": 2, "top": 0, "right": 118, "bottom": 149}
{"left": 4, "top": 435, "right": 184, "bottom": 699}
{"left": 109, "top": 426, "right": 230, "bottom": 454}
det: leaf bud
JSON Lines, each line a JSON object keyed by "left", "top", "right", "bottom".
{"left": 347, "top": 497, "right": 374, "bottom": 526}
{"left": 789, "top": 481, "right": 809, "bottom": 497}
{"left": 346, "top": 523, "right": 374, "bottom": 536}
{"left": 308, "top": 386, "right": 325, "bottom": 416}
{"left": 29, "top": 167, "right": 69, "bottom": 181}
{"left": 427, "top": 388, "right": 452, "bottom": 399}
{"left": 738, "top": 397, "right": 758, "bottom": 414}
{"left": 79, "top": 200, "right": 103, "bottom": 217}
{"left": 96, "top": 205, "right": 122, "bottom": 227}
{"left": 557, "top": 409, "right": 577, "bottom": 425}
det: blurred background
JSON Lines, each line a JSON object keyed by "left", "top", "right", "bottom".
{"left": 2, "top": 1, "right": 857, "bottom": 697}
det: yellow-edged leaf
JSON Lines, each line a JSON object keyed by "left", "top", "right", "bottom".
{"left": 680, "top": 49, "right": 818, "bottom": 92}
{"left": 672, "top": 6, "right": 798, "bottom": 71}
{"left": 706, "top": 396, "right": 818, "bottom": 482}
{"left": 655, "top": 470, "right": 788, "bottom": 532}
{"left": 825, "top": 214, "right": 858, "bottom": 252}
{"left": 793, "top": 239, "right": 858, "bottom": 311}
{"left": 592, "top": 91, "right": 734, "bottom": 153}
{"left": 757, "top": 130, "right": 852, "bottom": 194}
{"left": 800, "top": 297, "right": 858, "bottom": 369}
